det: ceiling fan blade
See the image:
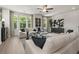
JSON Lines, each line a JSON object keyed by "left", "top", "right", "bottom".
{"left": 47, "top": 8, "right": 53, "bottom": 10}
{"left": 44, "top": 5, "right": 47, "bottom": 7}
{"left": 43, "top": 5, "right": 47, "bottom": 8}
{"left": 37, "top": 5, "right": 53, "bottom": 12}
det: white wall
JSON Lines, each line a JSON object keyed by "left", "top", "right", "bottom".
{"left": 0, "top": 8, "right": 10, "bottom": 43}
{"left": 52, "top": 10, "right": 79, "bottom": 33}
{"left": 2, "top": 8, "right": 10, "bottom": 37}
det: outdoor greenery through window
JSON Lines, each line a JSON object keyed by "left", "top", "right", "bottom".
{"left": 26, "top": 16, "right": 32, "bottom": 28}
{"left": 19, "top": 16, "right": 26, "bottom": 29}
{"left": 12, "top": 14, "right": 32, "bottom": 30}
{"left": 43, "top": 19, "right": 47, "bottom": 27}
{"left": 12, "top": 16, "right": 17, "bottom": 29}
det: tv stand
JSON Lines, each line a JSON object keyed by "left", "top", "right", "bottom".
{"left": 51, "top": 28, "right": 64, "bottom": 33}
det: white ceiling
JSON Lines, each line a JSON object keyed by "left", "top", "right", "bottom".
{"left": 0, "top": 5, "right": 79, "bottom": 16}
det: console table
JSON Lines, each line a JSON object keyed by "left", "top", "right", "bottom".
{"left": 51, "top": 28, "right": 64, "bottom": 33}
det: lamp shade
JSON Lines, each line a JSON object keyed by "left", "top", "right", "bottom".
{"left": 2, "top": 18, "right": 5, "bottom": 21}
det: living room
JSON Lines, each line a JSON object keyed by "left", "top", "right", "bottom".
{"left": 0, "top": 5, "right": 79, "bottom": 54}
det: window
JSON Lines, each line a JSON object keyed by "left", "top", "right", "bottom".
{"left": 26, "top": 16, "right": 32, "bottom": 28}
{"left": 43, "top": 19, "right": 47, "bottom": 27}
{"left": 11, "top": 12, "right": 33, "bottom": 30}
{"left": 12, "top": 16, "right": 17, "bottom": 29}
{"left": 19, "top": 16, "right": 26, "bottom": 29}
{"left": 19, "top": 15, "right": 32, "bottom": 29}
{"left": 35, "top": 18, "right": 41, "bottom": 27}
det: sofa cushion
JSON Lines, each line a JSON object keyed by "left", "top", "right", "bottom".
{"left": 46, "top": 33, "right": 59, "bottom": 38}
{"left": 43, "top": 32, "right": 78, "bottom": 53}
{"left": 43, "top": 35, "right": 66, "bottom": 53}
{"left": 19, "top": 31, "right": 26, "bottom": 39}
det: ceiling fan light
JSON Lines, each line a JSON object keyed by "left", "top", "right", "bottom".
{"left": 43, "top": 9, "right": 46, "bottom": 12}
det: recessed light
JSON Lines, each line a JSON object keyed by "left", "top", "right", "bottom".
{"left": 72, "top": 7, "right": 76, "bottom": 10}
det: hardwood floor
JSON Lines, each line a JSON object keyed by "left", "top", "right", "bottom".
{"left": 0, "top": 37, "right": 25, "bottom": 54}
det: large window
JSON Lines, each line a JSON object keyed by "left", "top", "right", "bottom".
{"left": 12, "top": 16, "right": 17, "bottom": 29}
{"left": 47, "top": 17, "right": 52, "bottom": 32}
{"left": 27, "top": 16, "right": 32, "bottom": 28}
{"left": 26, "top": 16, "right": 32, "bottom": 28}
{"left": 43, "top": 18, "right": 47, "bottom": 28}
{"left": 11, "top": 12, "right": 33, "bottom": 32}
{"left": 19, "top": 16, "right": 26, "bottom": 29}
{"left": 18, "top": 15, "right": 32, "bottom": 29}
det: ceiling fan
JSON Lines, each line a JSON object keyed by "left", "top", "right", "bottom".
{"left": 37, "top": 5, "right": 53, "bottom": 12}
